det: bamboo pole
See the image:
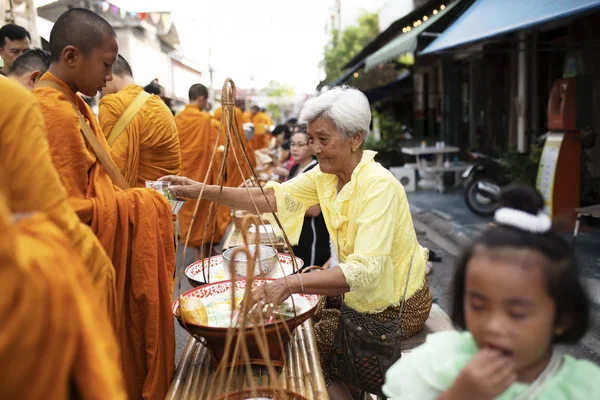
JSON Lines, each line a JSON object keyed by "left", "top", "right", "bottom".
{"left": 297, "top": 325, "right": 315, "bottom": 397}
{"left": 193, "top": 346, "right": 211, "bottom": 399}
{"left": 180, "top": 343, "right": 205, "bottom": 400}
{"left": 165, "top": 336, "right": 198, "bottom": 400}
{"left": 303, "top": 321, "right": 329, "bottom": 400}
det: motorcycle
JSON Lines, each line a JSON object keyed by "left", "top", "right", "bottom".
{"left": 462, "top": 152, "right": 510, "bottom": 217}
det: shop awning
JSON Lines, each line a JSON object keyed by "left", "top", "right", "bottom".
{"left": 364, "top": 1, "right": 460, "bottom": 71}
{"left": 421, "top": 0, "right": 600, "bottom": 54}
{"left": 329, "top": 61, "right": 364, "bottom": 87}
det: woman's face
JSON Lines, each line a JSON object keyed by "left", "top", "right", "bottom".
{"left": 307, "top": 116, "right": 359, "bottom": 175}
{"left": 290, "top": 132, "right": 311, "bottom": 163}
{"left": 464, "top": 247, "right": 559, "bottom": 383}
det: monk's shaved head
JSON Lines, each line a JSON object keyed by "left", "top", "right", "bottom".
{"left": 8, "top": 48, "right": 50, "bottom": 76}
{"left": 189, "top": 83, "right": 208, "bottom": 102}
{"left": 49, "top": 8, "right": 116, "bottom": 62}
{"left": 112, "top": 54, "right": 133, "bottom": 78}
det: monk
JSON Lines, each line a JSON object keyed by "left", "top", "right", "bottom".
{"left": 250, "top": 104, "right": 271, "bottom": 150}
{"left": 32, "top": 9, "right": 175, "bottom": 400}
{"left": 99, "top": 54, "right": 181, "bottom": 187}
{"left": 212, "top": 105, "right": 257, "bottom": 237}
{"left": 0, "top": 78, "right": 126, "bottom": 399}
{"left": 175, "top": 83, "right": 222, "bottom": 259}
{"left": 7, "top": 48, "right": 50, "bottom": 90}
{"left": 1, "top": 63, "right": 115, "bottom": 317}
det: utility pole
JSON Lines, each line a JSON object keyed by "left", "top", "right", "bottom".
{"left": 335, "top": 0, "right": 341, "bottom": 40}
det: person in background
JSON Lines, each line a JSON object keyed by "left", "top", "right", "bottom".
{"left": 286, "top": 117, "right": 298, "bottom": 133}
{"left": 7, "top": 48, "right": 50, "bottom": 90}
{"left": 383, "top": 185, "right": 600, "bottom": 399}
{"left": 175, "top": 83, "right": 221, "bottom": 258}
{"left": 0, "top": 23, "right": 30, "bottom": 76}
{"left": 287, "top": 129, "right": 330, "bottom": 267}
{"left": 99, "top": 54, "right": 181, "bottom": 187}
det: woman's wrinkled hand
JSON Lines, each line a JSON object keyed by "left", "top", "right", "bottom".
{"left": 158, "top": 175, "right": 204, "bottom": 199}
{"left": 251, "top": 277, "right": 294, "bottom": 308}
{"left": 442, "top": 348, "right": 516, "bottom": 400}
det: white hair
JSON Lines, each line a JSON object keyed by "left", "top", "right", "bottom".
{"left": 299, "top": 86, "right": 371, "bottom": 142}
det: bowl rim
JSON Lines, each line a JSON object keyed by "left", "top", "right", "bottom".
{"left": 222, "top": 244, "right": 278, "bottom": 262}
{"left": 184, "top": 253, "right": 304, "bottom": 283}
{"left": 173, "top": 278, "right": 319, "bottom": 332}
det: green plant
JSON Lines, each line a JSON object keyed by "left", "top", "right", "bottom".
{"left": 500, "top": 144, "right": 543, "bottom": 185}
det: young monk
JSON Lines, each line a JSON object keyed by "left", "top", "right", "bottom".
{"left": 99, "top": 54, "right": 181, "bottom": 187}
{"left": 32, "top": 9, "right": 175, "bottom": 400}
{"left": 176, "top": 83, "right": 222, "bottom": 259}
{"left": 212, "top": 105, "right": 257, "bottom": 237}
{"left": 0, "top": 64, "right": 116, "bottom": 317}
{"left": 7, "top": 48, "right": 50, "bottom": 90}
{"left": 0, "top": 78, "right": 126, "bottom": 399}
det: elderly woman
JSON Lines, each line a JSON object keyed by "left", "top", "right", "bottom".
{"left": 162, "top": 86, "right": 431, "bottom": 397}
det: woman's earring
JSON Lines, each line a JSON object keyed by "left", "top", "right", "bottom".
{"left": 352, "top": 148, "right": 357, "bottom": 153}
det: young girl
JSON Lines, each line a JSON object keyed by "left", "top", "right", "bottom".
{"left": 383, "top": 185, "right": 600, "bottom": 399}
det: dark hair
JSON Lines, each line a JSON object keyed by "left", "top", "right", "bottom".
{"left": 8, "top": 48, "right": 50, "bottom": 76}
{"left": 250, "top": 105, "right": 259, "bottom": 112}
{"left": 188, "top": 83, "right": 208, "bottom": 102}
{"left": 49, "top": 8, "right": 116, "bottom": 62}
{"left": 144, "top": 82, "right": 162, "bottom": 95}
{"left": 451, "top": 184, "right": 589, "bottom": 344}
{"left": 281, "top": 140, "right": 291, "bottom": 151}
{"left": 112, "top": 54, "right": 133, "bottom": 78}
{"left": 286, "top": 117, "right": 298, "bottom": 125}
{"left": 272, "top": 124, "right": 291, "bottom": 139}
{"left": 0, "top": 24, "right": 31, "bottom": 47}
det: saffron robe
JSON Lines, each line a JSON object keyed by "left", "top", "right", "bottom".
{"left": 0, "top": 77, "right": 116, "bottom": 317}
{"left": 175, "top": 104, "right": 220, "bottom": 247}
{"left": 33, "top": 72, "right": 175, "bottom": 400}
{"left": 0, "top": 80, "right": 126, "bottom": 399}
{"left": 99, "top": 84, "right": 181, "bottom": 187}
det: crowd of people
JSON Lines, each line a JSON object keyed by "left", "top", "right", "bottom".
{"left": 1, "top": 7, "right": 600, "bottom": 400}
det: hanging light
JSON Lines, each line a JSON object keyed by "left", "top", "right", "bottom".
{"left": 353, "top": 72, "right": 360, "bottom": 78}
{"left": 440, "top": 4, "right": 446, "bottom": 10}
{"left": 423, "top": 15, "right": 428, "bottom": 21}
{"left": 433, "top": 9, "right": 438, "bottom": 15}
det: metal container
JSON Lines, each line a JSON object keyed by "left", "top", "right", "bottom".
{"left": 222, "top": 245, "right": 278, "bottom": 278}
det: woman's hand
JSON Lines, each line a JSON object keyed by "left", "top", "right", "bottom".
{"left": 251, "top": 276, "right": 297, "bottom": 307}
{"left": 158, "top": 175, "right": 204, "bottom": 199}
{"left": 441, "top": 348, "right": 516, "bottom": 400}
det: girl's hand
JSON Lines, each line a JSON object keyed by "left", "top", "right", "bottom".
{"left": 159, "top": 175, "right": 204, "bottom": 199}
{"left": 442, "top": 348, "right": 516, "bottom": 400}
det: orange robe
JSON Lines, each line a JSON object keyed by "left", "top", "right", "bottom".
{"left": 98, "top": 84, "right": 181, "bottom": 187}
{"left": 33, "top": 72, "right": 175, "bottom": 400}
{"left": 0, "top": 78, "right": 116, "bottom": 317}
{"left": 251, "top": 111, "right": 271, "bottom": 150}
{"left": 0, "top": 80, "right": 126, "bottom": 399}
{"left": 176, "top": 104, "right": 221, "bottom": 247}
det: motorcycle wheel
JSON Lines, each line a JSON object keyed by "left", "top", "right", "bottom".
{"left": 464, "top": 178, "right": 499, "bottom": 217}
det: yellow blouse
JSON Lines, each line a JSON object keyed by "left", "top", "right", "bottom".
{"left": 265, "top": 150, "right": 428, "bottom": 313}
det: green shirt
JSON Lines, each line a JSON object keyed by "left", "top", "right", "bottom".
{"left": 383, "top": 330, "right": 600, "bottom": 399}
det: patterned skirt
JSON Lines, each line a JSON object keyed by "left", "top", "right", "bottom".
{"left": 312, "top": 278, "right": 432, "bottom": 383}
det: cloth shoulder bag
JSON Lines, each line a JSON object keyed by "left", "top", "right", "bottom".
{"left": 329, "top": 255, "right": 414, "bottom": 396}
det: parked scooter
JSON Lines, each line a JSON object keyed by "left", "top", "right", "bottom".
{"left": 462, "top": 152, "right": 510, "bottom": 216}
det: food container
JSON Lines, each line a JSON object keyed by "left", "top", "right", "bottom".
{"left": 145, "top": 180, "right": 186, "bottom": 215}
{"left": 222, "top": 245, "right": 279, "bottom": 278}
{"left": 216, "top": 388, "right": 308, "bottom": 400}
{"left": 173, "top": 279, "right": 320, "bottom": 366}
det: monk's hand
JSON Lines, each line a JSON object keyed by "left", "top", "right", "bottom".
{"left": 159, "top": 175, "right": 203, "bottom": 199}
{"left": 443, "top": 348, "right": 516, "bottom": 400}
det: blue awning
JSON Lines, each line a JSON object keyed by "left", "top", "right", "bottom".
{"left": 421, "top": 0, "right": 600, "bottom": 54}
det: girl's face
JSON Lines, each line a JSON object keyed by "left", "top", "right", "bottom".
{"left": 290, "top": 132, "right": 311, "bottom": 163}
{"left": 464, "top": 247, "right": 559, "bottom": 383}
